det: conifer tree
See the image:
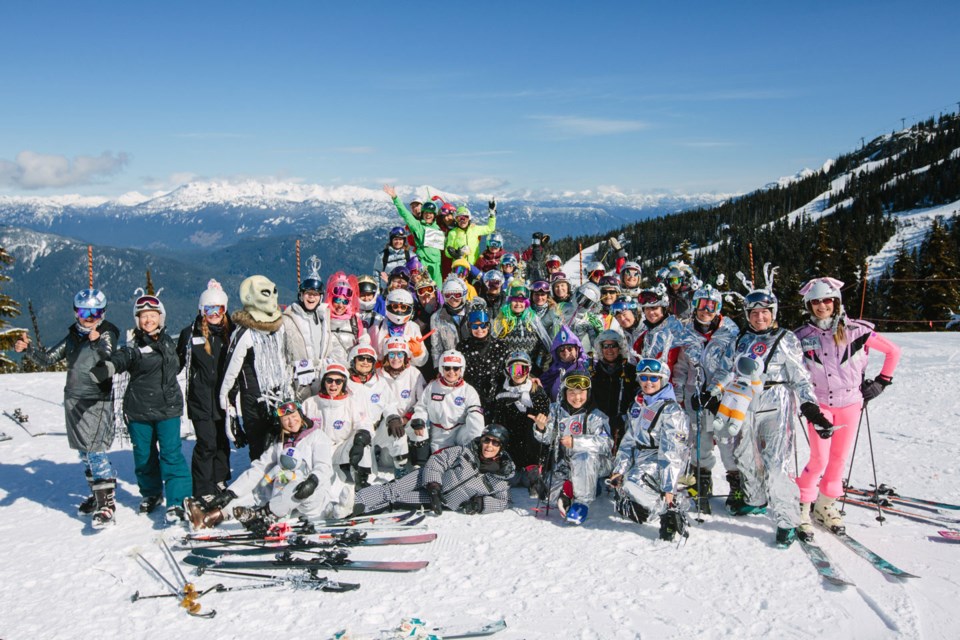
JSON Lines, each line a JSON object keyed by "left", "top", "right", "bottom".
{"left": 0, "top": 246, "right": 24, "bottom": 372}
{"left": 918, "top": 217, "right": 960, "bottom": 327}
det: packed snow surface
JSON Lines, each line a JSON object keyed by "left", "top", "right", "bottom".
{"left": 1, "top": 333, "right": 959, "bottom": 638}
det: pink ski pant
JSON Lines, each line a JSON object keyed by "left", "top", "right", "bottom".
{"left": 796, "top": 402, "right": 862, "bottom": 502}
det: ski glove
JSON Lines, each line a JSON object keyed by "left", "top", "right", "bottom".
{"left": 425, "top": 482, "right": 443, "bottom": 515}
{"left": 459, "top": 495, "right": 484, "bottom": 515}
{"left": 386, "top": 415, "right": 405, "bottom": 439}
{"left": 207, "top": 490, "right": 237, "bottom": 510}
{"left": 800, "top": 402, "right": 834, "bottom": 439}
{"left": 226, "top": 411, "right": 248, "bottom": 449}
{"left": 488, "top": 199, "right": 496, "bottom": 212}
{"left": 349, "top": 430, "right": 372, "bottom": 467}
{"left": 89, "top": 360, "right": 115, "bottom": 384}
{"left": 861, "top": 374, "right": 893, "bottom": 403}
{"left": 293, "top": 474, "right": 320, "bottom": 500}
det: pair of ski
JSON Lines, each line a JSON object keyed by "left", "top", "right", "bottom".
{"left": 187, "top": 530, "right": 437, "bottom": 553}
{"left": 2, "top": 409, "right": 45, "bottom": 437}
{"left": 330, "top": 617, "right": 507, "bottom": 639}
{"left": 845, "top": 484, "right": 960, "bottom": 512}
{"left": 185, "top": 526, "right": 435, "bottom": 574}
{"left": 184, "top": 509, "right": 425, "bottom": 544}
{"left": 797, "top": 525, "right": 918, "bottom": 588}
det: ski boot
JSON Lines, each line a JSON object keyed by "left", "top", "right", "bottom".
{"left": 776, "top": 526, "right": 798, "bottom": 548}
{"left": 525, "top": 465, "right": 543, "bottom": 500}
{"left": 78, "top": 472, "right": 96, "bottom": 516}
{"left": 165, "top": 505, "right": 186, "bottom": 524}
{"left": 139, "top": 495, "right": 163, "bottom": 515}
{"left": 184, "top": 497, "right": 224, "bottom": 530}
{"left": 354, "top": 467, "right": 371, "bottom": 490}
{"left": 725, "top": 470, "right": 745, "bottom": 512}
{"left": 659, "top": 507, "right": 689, "bottom": 542}
{"left": 798, "top": 502, "right": 815, "bottom": 542}
{"left": 730, "top": 502, "right": 768, "bottom": 516}
{"left": 614, "top": 489, "right": 650, "bottom": 524}
{"left": 688, "top": 465, "right": 713, "bottom": 515}
{"left": 91, "top": 478, "right": 117, "bottom": 529}
{"left": 565, "top": 502, "right": 589, "bottom": 525}
{"left": 813, "top": 493, "right": 845, "bottom": 534}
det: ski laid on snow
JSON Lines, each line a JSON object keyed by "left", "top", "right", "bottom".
{"left": 797, "top": 540, "right": 854, "bottom": 587}
{"left": 3, "top": 410, "right": 45, "bottom": 437}
{"left": 331, "top": 617, "right": 507, "bottom": 639}
{"left": 937, "top": 530, "right": 960, "bottom": 542}
{"left": 189, "top": 532, "right": 437, "bottom": 556}
{"left": 846, "top": 485, "right": 960, "bottom": 512}
{"left": 184, "top": 551, "right": 429, "bottom": 573}
{"left": 818, "top": 526, "right": 918, "bottom": 579}
{"left": 840, "top": 496, "right": 960, "bottom": 526}
{"left": 184, "top": 511, "right": 423, "bottom": 543}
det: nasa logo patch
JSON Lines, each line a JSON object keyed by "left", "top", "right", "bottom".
{"left": 630, "top": 407, "right": 641, "bottom": 418}
{"left": 333, "top": 420, "right": 345, "bottom": 430}
{"left": 568, "top": 420, "right": 583, "bottom": 435}
{"left": 801, "top": 337, "right": 819, "bottom": 352}
{"left": 751, "top": 342, "right": 768, "bottom": 357}
{"left": 284, "top": 447, "right": 296, "bottom": 458}
{"left": 454, "top": 396, "right": 465, "bottom": 406}
{"left": 401, "top": 389, "right": 410, "bottom": 399}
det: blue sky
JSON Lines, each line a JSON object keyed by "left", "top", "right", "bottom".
{"left": 0, "top": 1, "right": 957, "bottom": 197}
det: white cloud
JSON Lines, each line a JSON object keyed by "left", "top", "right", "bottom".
{"left": 464, "top": 176, "right": 509, "bottom": 192}
{"left": 0, "top": 150, "right": 129, "bottom": 190}
{"left": 530, "top": 115, "right": 648, "bottom": 136}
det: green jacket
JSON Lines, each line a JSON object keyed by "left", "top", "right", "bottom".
{"left": 392, "top": 196, "right": 444, "bottom": 285}
{"left": 444, "top": 214, "right": 497, "bottom": 264}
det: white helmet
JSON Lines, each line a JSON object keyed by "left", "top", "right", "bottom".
{"left": 384, "top": 288, "right": 414, "bottom": 324}
{"left": 383, "top": 336, "right": 411, "bottom": 363}
{"left": 439, "top": 349, "right": 465, "bottom": 370}
{"left": 575, "top": 282, "right": 601, "bottom": 310}
{"left": 348, "top": 334, "right": 378, "bottom": 366}
{"left": 588, "top": 261, "right": 605, "bottom": 275}
{"left": 442, "top": 277, "right": 467, "bottom": 298}
{"left": 800, "top": 277, "right": 843, "bottom": 306}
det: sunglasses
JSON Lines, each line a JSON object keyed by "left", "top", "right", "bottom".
{"left": 387, "top": 352, "right": 406, "bottom": 360}
{"left": 600, "top": 342, "right": 620, "bottom": 350}
{"left": 388, "top": 303, "right": 411, "bottom": 313}
{"left": 696, "top": 299, "right": 718, "bottom": 313}
{"left": 275, "top": 402, "right": 301, "bottom": 417}
{"left": 324, "top": 377, "right": 345, "bottom": 385}
{"left": 480, "top": 437, "right": 502, "bottom": 446}
{"left": 354, "top": 355, "right": 376, "bottom": 363}
{"left": 331, "top": 296, "right": 350, "bottom": 306}
{"left": 202, "top": 305, "right": 225, "bottom": 317}
{"left": 442, "top": 366, "right": 462, "bottom": 372}
{"left": 76, "top": 307, "right": 105, "bottom": 320}
{"left": 810, "top": 298, "right": 835, "bottom": 306}
{"left": 638, "top": 375, "right": 662, "bottom": 383}
{"left": 557, "top": 345, "right": 578, "bottom": 352}
{"left": 470, "top": 322, "right": 490, "bottom": 330}
{"left": 564, "top": 375, "right": 591, "bottom": 390}
{"left": 601, "top": 289, "right": 619, "bottom": 296}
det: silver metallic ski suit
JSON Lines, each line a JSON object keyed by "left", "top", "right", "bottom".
{"left": 613, "top": 383, "right": 691, "bottom": 516}
{"left": 533, "top": 403, "right": 613, "bottom": 504}
{"left": 717, "top": 327, "right": 818, "bottom": 528}
{"left": 674, "top": 315, "right": 740, "bottom": 472}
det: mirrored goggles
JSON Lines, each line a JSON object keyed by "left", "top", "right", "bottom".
{"left": 470, "top": 321, "right": 490, "bottom": 330}
{"left": 509, "top": 362, "right": 530, "bottom": 378}
{"left": 744, "top": 291, "right": 777, "bottom": 309}
{"left": 636, "top": 358, "right": 665, "bottom": 375}
{"left": 695, "top": 298, "right": 718, "bottom": 313}
{"left": 331, "top": 296, "right": 350, "bottom": 306}
{"left": 76, "top": 307, "right": 105, "bottom": 320}
{"left": 453, "top": 266, "right": 469, "bottom": 277}
{"left": 638, "top": 291, "right": 661, "bottom": 305}
{"left": 445, "top": 292, "right": 464, "bottom": 300}
{"left": 275, "top": 401, "right": 301, "bottom": 418}
{"left": 531, "top": 281, "right": 551, "bottom": 293}
{"left": 387, "top": 352, "right": 407, "bottom": 360}
{"left": 331, "top": 286, "right": 354, "bottom": 299}
{"left": 202, "top": 305, "right": 225, "bottom": 317}
{"left": 668, "top": 277, "right": 682, "bottom": 286}
{"left": 135, "top": 295, "right": 161, "bottom": 310}
{"left": 417, "top": 285, "right": 436, "bottom": 295}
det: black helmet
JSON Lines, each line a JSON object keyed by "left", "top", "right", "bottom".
{"left": 481, "top": 423, "right": 510, "bottom": 448}
{"left": 299, "top": 277, "right": 323, "bottom": 294}
{"left": 421, "top": 201, "right": 438, "bottom": 215}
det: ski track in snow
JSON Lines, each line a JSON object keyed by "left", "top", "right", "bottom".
{"left": 1, "top": 333, "right": 960, "bottom": 638}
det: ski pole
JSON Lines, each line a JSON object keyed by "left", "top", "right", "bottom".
{"left": 693, "top": 366, "right": 704, "bottom": 523}
{"left": 863, "top": 404, "right": 885, "bottom": 524}
{"left": 158, "top": 537, "right": 190, "bottom": 593}
{"left": 840, "top": 405, "right": 867, "bottom": 517}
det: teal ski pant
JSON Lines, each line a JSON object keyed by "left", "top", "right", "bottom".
{"left": 128, "top": 418, "right": 193, "bottom": 507}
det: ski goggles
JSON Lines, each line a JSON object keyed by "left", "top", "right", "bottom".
{"left": 744, "top": 291, "right": 777, "bottom": 309}
{"left": 563, "top": 374, "right": 591, "bottom": 390}
{"left": 331, "top": 296, "right": 350, "bottom": 306}
{"left": 134, "top": 295, "right": 162, "bottom": 310}
{"left": 444, "top": 292, "right": 463, "bottom": 300}
{"left": 668, "top": 277, "right": 682, "bottom": 286}
{"left": 637, "top": 291, "right": 662, "bottom": 306}
{"left": 636, "top": 358, "right": 667, "bottom": 377}
{"left": 202, "top": 305, "right": 225, "bottom": 317}
{"left": 695, "top": 298, "right": 718, "bottom": 313}
{"left": 416, "top": 284, "right": 436, "bottom": 295}
{"left": 509, "top": 363, "right": 530, "bottom": 378}
{"left": 275, "top": 401, "right": 301, "bottom": 418}
{"left": 611, "top": 298, "right": 638, "bottom": 313}
{"left": 331, "top": 285, "right": 354, "bottom": 299}
{"left": 531, "top": 281, "right": 551, "bottom": 293}
{"left": 76, "top": 307, "right": 105, "bottom": 320}
{"left": 488, "top": 240, "right": 503, "bottom": 249}
{"left": 480, "top": 436, "right": 503, "bottom": 446}
{"left": 452, "top": 266, "right": 469, "bottom": 277}
{"left": 470, "top": 321, "right": 490, "bottom": 330}
{"left": 546, "top": 260, "right": 562, "bottom": 269}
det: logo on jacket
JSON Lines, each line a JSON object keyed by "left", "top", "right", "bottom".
{"left": 401, "top": 389, "right": 411, "bottom": 399}
{"left": 630, "top": 407, "right": 641, "bottom": 418}
{"left": 751, "top": 343, "right": 768, "bottom": 357}
{"left": 454, "top": 396, "right": 465, "bottom": 406}
{"left": 643, "top": 407, "right": 657, "bottom": 422}
{"left": 371, "top": 393, "right": 380, "bottom": 403}
{"left": 431, "top": 393, "right": 444, "bottom": 401}
{"left": 333, "top": 420, "right": 345, "bottom": 430}
{"left": 568, "top": 420, "right": 583, "bottom": 435}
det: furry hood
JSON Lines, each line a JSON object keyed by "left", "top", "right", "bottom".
{"left": 232, "top": 309, "right": 283, "bottom": 333}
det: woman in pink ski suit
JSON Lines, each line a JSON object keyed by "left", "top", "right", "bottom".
{"left": 794, "top": 277, "right": 901, "bottom": 534}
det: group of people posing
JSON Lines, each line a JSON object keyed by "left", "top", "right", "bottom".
{"left": 13, "top": 189, "right": 901, "bottom": 548}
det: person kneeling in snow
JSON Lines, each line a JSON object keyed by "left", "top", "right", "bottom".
{"left": 530, "top": 367, "right": 613, "bottom": 525}
{"left": 608, "top": 357, "right": 692, "bottom": 542}
{"left": 185, "top": 399, "right": 342, "bottom": 532}
{"left": 351, "top": 424, "right": 515, "bottom": 516}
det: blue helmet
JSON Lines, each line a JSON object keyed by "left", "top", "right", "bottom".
{"left": 468, "top": 308, "right": 490, "bottom": 325}
{"left": 74, "top": 289, "right": 107, "bottom": 310}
